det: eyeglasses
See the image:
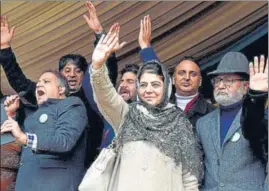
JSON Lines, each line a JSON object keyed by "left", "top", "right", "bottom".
{"left": 211, "top": 77, "right": 245, "bottom": 87}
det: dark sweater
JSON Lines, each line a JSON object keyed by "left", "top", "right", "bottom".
{"left": 220, "top": 100, "right": 243, "bottom": 145}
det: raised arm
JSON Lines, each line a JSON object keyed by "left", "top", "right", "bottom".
{"left": 138, "top": 15, "right": 160, "bottom": 63}
{"left": 0, "top": 16, "right": 37, "bottom": 104}
{"left": 90, "top": 23, "right": 128, "bottom": 131}
{"left": 82, "top": 1, "right": 118, "bottom": 112}
{"left": 242, "top": 55, "right": 268, "bottom": 164}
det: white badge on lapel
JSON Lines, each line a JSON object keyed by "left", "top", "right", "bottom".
{"left": 231, "top": 132, "right": 240, "bottom": 142}
{"left": 39, "top": 114, "right": 48, "bottom": 123}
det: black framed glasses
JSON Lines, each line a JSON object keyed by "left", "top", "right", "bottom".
{"left": 211, "top": 77, "right": 245, "bottom": 87}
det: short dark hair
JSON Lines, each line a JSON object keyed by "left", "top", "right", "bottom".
{"left": 58, "top": 54, "right": 88, "bottom": 73}
{"left": 174, "top": 56, "right": 201, "bottom": 75}
{"left": 41, "top": 70, "right": 70, "bottom": 96}
{"left": 120, "top": 63, "right": 140, "bottom": 76}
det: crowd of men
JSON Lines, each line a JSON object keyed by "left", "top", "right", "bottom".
{"left": 0, "top": 1, "right": 268, "bottom": 191}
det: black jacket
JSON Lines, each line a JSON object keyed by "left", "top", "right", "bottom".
{"left": 171, "top": 94, "right": 215, "bottom": 127}
{"left": 241, "top": 89, "right": 268, "bottom": 164}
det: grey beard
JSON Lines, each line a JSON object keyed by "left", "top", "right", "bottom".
{"left": 214, "top": 85, "right": 245, "bottom": 106}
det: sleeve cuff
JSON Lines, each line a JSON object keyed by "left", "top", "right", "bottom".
{"left": 139, "top": 46, "right": 159, "bottom": 63}
{"left": 248, "top": 89, "right": 268, "bottom": 98}
{"left": 26, "top": 133, "right": 37, "bottom": 152}
{"left": 95, "top": 30, "right": 106, "bottom": 39}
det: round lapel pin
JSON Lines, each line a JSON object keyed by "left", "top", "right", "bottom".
{"left": 231, "top": 132, "right": 240, "bottom": 142}
{"left": 39, "top": 114, "right": 48, "bottom": 123}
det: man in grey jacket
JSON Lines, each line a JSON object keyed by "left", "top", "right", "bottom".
{"left": 1, "top": 70, "right": 88, "bottom": 191}
{"left": 196, "top": 52, "right": 267, "bottom": 191}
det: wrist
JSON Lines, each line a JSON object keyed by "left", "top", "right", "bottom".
{"left": 92, "top": 61, "right": 104, "bottom": 70}
{"left": 17, "top": 132, "right": 27, "bottom": 145}
{"left": 7, "top": 111, "right": 16, "bottom": 118}
{"left": 140, "top": 43, "right": 150, "bottom": 49}
{"left": 0, "top": 43, "right": 11, "bottom": 49}
{"left": 94, "top": 27, "right": 104, "bottom": 34}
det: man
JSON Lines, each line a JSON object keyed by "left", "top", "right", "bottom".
{"left": 1, "top": 70, "right": 87, "bottom": 191}
{"left": 0, "top": 3, "right": 118, "bottom": 167}
{"left": 99, "top": 63, "right": 139, "bottom": 148}
{"left": 139, "top": 15, "right": 214, "bottom": 126}
{"left": 80, "top": 2, "right": 139, "bottom": 148}
{"left": 196, "top": 52, "right": 267, "bottom": 190}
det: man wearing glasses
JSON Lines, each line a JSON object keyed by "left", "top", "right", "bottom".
{"left": 196, "top": 52, "right": 267, "bottom": 191}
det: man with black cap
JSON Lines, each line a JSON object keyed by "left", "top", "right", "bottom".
{"left": 196, "top": 52, "right": 267, "bottom": 191}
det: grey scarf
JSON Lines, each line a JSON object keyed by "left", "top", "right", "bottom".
{"left": 118, "top": 61, "right": 203, "bottom": 181}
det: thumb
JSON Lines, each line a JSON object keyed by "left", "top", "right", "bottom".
{"left": 10, "top": 26, "right": 16, "bottom": 37}
{"left": 83, "top": 14, "right": 91, "bottom": 25}
{"left": 119, "top": 41, "right": 127, "bottom": 49}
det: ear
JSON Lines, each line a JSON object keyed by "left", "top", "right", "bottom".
{"left": 59, "top": 86, "right": 66, "bottom": 96}
{"left": 172, "top": 76, "right": 175, "bottom": 85}
{"left": 244, "top": 81, "right": 249, "bottom": 92}
{"left": 199, "top": 78, "right": 202, "bottom": 87}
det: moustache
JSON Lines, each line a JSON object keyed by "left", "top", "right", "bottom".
{"left": 119, "top": 87, "right": 130, "bottom": 94}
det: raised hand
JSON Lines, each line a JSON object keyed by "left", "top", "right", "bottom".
{"left": 0, "top": 15, "right": 15, "bottom": 49}
{"left": 92, "top": 23, "right": 126, "bottom": 69}
{"left": 4, "top": 94, "right": 20, "bottom": 116}
{"left": 138, "top": 15, "right": 152, "bottom": 49}
{"left": 1, "top": 116, "right": 27, "bottom": 145}
{"left": 83, "top": 1, "right": 103, "bottom": 33}
{"left": 249, "top": 55, "right": 268, "bottom": 92}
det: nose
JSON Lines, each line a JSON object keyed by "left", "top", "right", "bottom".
{"left": 185, "top": 73, "right": 190, "bottom": 80}
{"left": 69, "top": 70, "right": 76, "bottom": 77}
{"left": 145, "top": 85, "right": 153, "bottom": 93}
{"left": 218, "top": 80, "right": 226, "bottom": 89}
{"left": 36, "top": 81, "right": 43, "bottom": 87}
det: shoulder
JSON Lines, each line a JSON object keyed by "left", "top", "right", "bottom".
{"left": 197, "top": 109, "right": 218, "bottom": 127}
{"left": 61, "top": 96, "right": 84, "bottom": 105}
{"left": 56, "top": 96, "right": 86, "bottom": 113}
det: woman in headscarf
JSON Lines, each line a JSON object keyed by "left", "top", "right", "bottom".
{"left": 89, "top": 23, "right": 203, "bottom": 191}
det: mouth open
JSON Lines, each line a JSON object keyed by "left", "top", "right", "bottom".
{"left": 119, "top": 88, "right": 129, "bottom": 95}
{"left": 37, "top": 89, "right": 45, "bottom": 96}
{"left": 68, "top": 80, "right": 77, "bottom": 86}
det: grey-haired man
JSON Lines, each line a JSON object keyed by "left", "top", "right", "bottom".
{"left": 196, "top": 52, "right": 267, "bottom": 191}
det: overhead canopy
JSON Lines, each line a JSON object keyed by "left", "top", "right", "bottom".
{"left": 1, "top": 1, "right": 268, "bottom": 94}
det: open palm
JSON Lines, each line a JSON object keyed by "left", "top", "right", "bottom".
{"left": 92, "top": 23, "right": 126, "bottom": 69}
{"left": 249, "top": 55, "right": 268, "bottom": 92}
{"left": 1, "top": 16, "right": 15, "bottom": 48}
{"left": 92, "top": 38, "right": 115, "bottom": 64}
{"left": 83, "top": 1, "right": 103, "bottom": 33}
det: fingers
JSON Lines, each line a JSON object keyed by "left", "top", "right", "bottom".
{"left": 119, "top": 41, "right": 127, "bottom": 49}
{"left": 1, "top": 124, "right": 12, "bottom": 134}
{"left": 142, "top": 16, "right": 146, "bottom": 36}
{"left": 259, "top": 55, "right": 265, "bottom": 74}
{"left": 103, "top": 23, "right": 117, "bottom": 44}
{"left": 139, "top": 19, "right": 143, "bottom": 36}
{"left": 254, "top": 56, "right": 259, "bottom": 74}
{"left": 85, "top": 1, "right": 96, "bottom": 13}
{"left": 4, "top": 95, "right": 19, "bottom": 107}
{"left": 83, "top": 14, "right": 91, "bottom": 25}
{"left": 264, "top": 58, "right": 268, "bottom": 76}
{"left": 1, "top": 15, "right": 7, "bottom": 28}
{"left": 10, "top": 26, "right": 15, "bottom": 38}
{"left": 249, "top": 62, "right": 254, "bottom": 77}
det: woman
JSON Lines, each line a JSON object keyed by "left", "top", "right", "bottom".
{"left": 89, "top": 24, "right": 203, "bottom": 191}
